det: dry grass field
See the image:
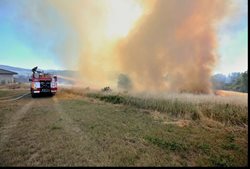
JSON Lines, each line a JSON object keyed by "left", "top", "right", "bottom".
{"left": 0, "top": 87, "right": 248, "bottom": 166}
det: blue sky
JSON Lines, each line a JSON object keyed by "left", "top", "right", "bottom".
{"left": 0, "top": 0, "right": 69, "bottom": 70}
{"left": 0, "top": 0, "right": 248, "bottom": 74}
{"left": 215, "top": 0, "right": 248, "bottom": 75}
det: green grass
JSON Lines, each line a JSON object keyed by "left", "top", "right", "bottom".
{"left": 144, "top": 136, "right": 188, "bottom": 151}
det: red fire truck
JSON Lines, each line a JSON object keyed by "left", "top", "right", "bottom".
{"left": 29, "top": 66, "right": 57, "bottom": 97}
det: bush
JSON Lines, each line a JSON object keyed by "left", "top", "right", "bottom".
{"left": 101, "top": 86, "right": 112, "bottom": 92}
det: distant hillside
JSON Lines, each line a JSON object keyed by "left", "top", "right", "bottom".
{"left": 0, "top": 65, "right": 78, "bottom": 84}
{"left": 0, "top": 65, "right": 77, "bottom": 76}
{"left": 0, "top": 65, "right": 31, "bottom": 76}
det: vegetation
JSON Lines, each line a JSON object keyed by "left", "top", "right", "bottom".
{"left": 212, "top": 70, "right": 248, "bottom": 93}
{"left": 87, "top": 92, "right": 247, "bottom": 126}
{"left": 101, "top": 86, "right": 112, "bottom": 92}
{"left": 0, "top": 88, "right": 28, "bottom": 99}
{"left": 117, "top": 74, "right": 133, "bottom": 91}
{"left": 0, "top": 88, "right": 248, "bottom": 166}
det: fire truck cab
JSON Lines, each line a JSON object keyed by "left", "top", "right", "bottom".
{"left": 30, "top": 66, "right": 57, "bottom": 97}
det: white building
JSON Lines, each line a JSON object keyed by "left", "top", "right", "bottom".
{"left": 0, "top": 69, "right": 18, "bottom": 84}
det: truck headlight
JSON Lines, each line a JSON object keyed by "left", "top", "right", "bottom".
{"left": 32, "top": 82, "right": 40, "bottom": 89}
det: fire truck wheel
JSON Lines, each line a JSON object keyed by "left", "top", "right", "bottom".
{"left": 31, "top": 93, "right": 37, "bottom": 98}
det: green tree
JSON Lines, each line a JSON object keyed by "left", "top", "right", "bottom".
{"left": 117, "top": 74, "right": 133, "bottom": 91}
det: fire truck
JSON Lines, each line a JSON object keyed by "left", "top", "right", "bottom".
{"left": 29, "top": 66, "right": 57, "bottom": 97}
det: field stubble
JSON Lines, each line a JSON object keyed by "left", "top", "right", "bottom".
{"left": 0, "top": 87, "right": 248, "bottom": 166}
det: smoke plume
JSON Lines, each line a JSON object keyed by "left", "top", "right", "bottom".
{"left": 116, "top": 0, "right": 230, "bottom": 93}
{"left": 9, "top": 0, "right": 235, "bottom": 93}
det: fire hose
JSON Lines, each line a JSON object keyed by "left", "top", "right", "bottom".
{"left": 0, "top": 93, "right": 30, "bottom": 102}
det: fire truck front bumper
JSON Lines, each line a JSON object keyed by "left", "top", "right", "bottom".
{"left": 33, "top": 90, "right": 40, "bottom": 94}
{"left": 51, "top": 88, "right": 57, "bottom": 93}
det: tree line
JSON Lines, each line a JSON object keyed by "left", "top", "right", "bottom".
{"left": 212, "top": 70, "right": 248, "bottom": 93}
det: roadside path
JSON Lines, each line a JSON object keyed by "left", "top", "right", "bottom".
{"left": 0, "top": 100, "right": 34, "bottom": 149}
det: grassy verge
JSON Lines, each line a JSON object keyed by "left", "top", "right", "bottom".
{"left": 55, "top": 96, "right": 247, "bottom": 166}
{"left": 86, "top": 92, "right": 248, "bottom": 126}
{"left": 0, "top": 89, "right": 28, "bottom": 98}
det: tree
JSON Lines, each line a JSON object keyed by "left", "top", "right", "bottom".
{"left": 117, "top": 74, "right": 132, "bottom": 91}
{"left": 211, "top": 70, "right": 248, "bottom": 93}
{"left": 240, "top": 70, "right": 248, "bottom": 92}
